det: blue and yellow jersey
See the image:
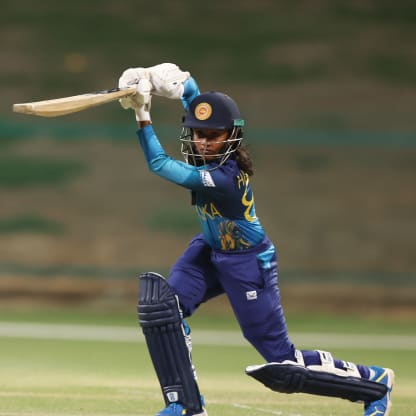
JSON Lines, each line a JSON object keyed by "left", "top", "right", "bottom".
{"left": 137, "top": 125, "right": 265, "bottom": 251}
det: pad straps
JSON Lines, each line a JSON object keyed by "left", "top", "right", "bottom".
{"left": 302, "top": 350, "right": 361, "bottom": 377}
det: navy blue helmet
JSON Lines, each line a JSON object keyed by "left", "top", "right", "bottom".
{"left": 180, "top": 92, "right": 245, "bottom": 169}
{"left": 182, "top": 91, "right": 245, "bottom": 130}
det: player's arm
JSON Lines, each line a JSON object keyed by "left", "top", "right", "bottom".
{"left": 118, "top": 63, "right": 210, "bottom": 190}
{"left": 137, "top": 124, "right": 219, "bottom": 191}
{"left": 180, "top": 77, "right": 200, "bottom": 110}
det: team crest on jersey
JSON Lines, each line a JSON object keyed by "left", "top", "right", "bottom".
{"left": 195, "top": 102, "right": 212, "bottom": 120}
{"left": 218, "top": 220, "right": 250, "bottom": 250}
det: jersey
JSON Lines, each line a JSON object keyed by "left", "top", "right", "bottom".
{"left": 137, "top": 125, "right": 266, "bottom": 251}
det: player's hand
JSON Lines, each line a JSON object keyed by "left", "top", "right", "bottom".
{"left": 132, "top": 78, "right": 152, "bottom": 122}
{"left": 118, "top": 81, "right": 152, "bottom": 122}
{"left": 148, "top": 63, "right": 190, "bottom": 99}
{"left": 118, "top": 67, "right": 150, "bottom": 110}
{"left": 118, "top": 67, "right": 149, "bottom": 88}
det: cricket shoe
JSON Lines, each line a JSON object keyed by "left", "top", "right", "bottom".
{"left": 156, "top": 396, "right": 207, "bottom": 416}
{"left": 364, "top": 366, "right": 394, "bottom": 416}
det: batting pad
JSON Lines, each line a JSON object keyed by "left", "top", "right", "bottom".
{"left": 137, "top": 272, "right": 203, "bottom": 414}
{"left": 246, "top": 362, "right": 387, "bottom": 403}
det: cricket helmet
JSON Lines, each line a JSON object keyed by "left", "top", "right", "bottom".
{"left": 180, "top": 91, "right": 245, "bottom": 169}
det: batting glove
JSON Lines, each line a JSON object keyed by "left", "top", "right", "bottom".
{"left": 132, "top": 78, "right": 152, "bottom": 122}
{"left": 148, "top": 63, "right": 190, "bottom": 99}
{"left": 118, "top": 67, "right": 150, "bottom": 110}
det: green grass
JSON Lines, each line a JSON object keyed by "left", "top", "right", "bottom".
{"left": 0, "top": 308, "right": 415, "bottom": 414}
{"left": 0, "top": 330, "right": 414, "bottom": 415}
{"left": 0, "top": 305, "right": 415, "bottom": 334}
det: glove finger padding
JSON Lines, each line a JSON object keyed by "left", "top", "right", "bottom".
{"left": 134, "top": 78, "right": 152, "bottom": 122}
{"left": 119, "top": 78, "right": 152, "bottom": 111}
{"left": 119, "top": 96, "right": 135, "bottom": 110}
{"left": 149, "top": 63, "right": 190, "bottom": 99}
{"left": 118, "top": 67, "right": 151, "bottom": 111}
{"left": 118, "top": 67, "right": 149, "bottom": 88}
{"left": 135, "top": 78, "right": 152, "bottom": 108}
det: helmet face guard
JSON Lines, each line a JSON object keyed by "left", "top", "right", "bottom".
{"left": 179, "top": 126, "right": 243, "bottom": 170}
{"left": 180, "top": 92, "right": 245, "bottom": 170}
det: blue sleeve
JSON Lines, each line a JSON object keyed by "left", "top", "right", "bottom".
{"left": 137, "top": 125, "right": 207, "bottom": 190}
{"left": 180, "top": 77, "right": 200, "bottom": 111}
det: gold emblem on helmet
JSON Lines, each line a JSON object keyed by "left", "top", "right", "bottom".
{"left": 195, "top": 102, "right": 212, "bottom": 120}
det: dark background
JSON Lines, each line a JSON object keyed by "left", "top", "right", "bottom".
{"left": 1, "top": 0, "right": 415, "bottom": 316}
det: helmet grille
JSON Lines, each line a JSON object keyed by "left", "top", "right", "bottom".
{"left": 179, "top": 127, "right": 243, "bottom": 171}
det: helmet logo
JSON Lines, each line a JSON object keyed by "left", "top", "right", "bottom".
{"left": 194, "top": 102, "right": 212, "bottom": 121}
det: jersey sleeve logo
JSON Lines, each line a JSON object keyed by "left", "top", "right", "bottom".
{"left": 200, "top": 170, "right": 216, "bottom": 187}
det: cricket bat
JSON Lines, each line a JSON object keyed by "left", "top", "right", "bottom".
{"left": 13, "top": 86, "right": 137, "bottom": 117}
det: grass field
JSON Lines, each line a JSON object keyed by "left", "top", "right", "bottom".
{"left": 1, "top": 309, "right": 414, "bottom": 416}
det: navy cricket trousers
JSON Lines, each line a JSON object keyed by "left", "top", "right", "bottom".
{"left": 168, "top": 234, "right": 296, "bottom": 363}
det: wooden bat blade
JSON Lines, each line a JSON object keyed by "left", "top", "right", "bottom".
{"left": 13, "top": 86, "right": 137, "bottom": 117}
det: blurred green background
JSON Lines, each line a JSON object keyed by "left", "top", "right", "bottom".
{"left": 1, "top": 0, "right": 415, "bottom": 320}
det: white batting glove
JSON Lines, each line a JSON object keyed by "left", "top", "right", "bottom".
{"left": 132, "top": 78, "right": 152, "bottom": 122}
{"left": 148, "top": 63, "right": 190, "bottom": 99}
{"left": 118, "top": 67, "right": 150, "bottom": 110}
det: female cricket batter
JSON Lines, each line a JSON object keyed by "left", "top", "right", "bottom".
{"left": 118, "top": 63, "right": 394, "bottom": 416}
